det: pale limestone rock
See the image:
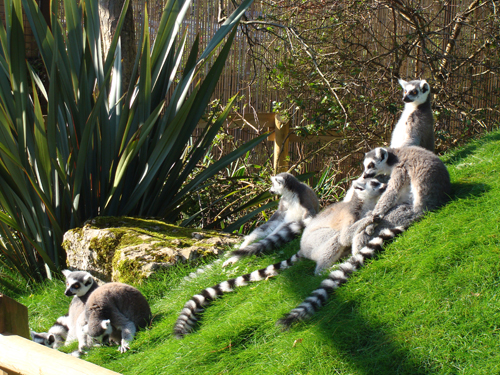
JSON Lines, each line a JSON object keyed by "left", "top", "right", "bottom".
{"left": 62, "top": 217, "right": 240, "bottom": 283}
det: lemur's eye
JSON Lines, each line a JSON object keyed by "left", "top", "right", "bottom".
{"left": 367, "top": 162, "right": 375, "bottom": 169}
{"left": 410, "top": 89, "right": 418, "bottom": 95}
{"left": 73, "top": 284, "right": 80, "bottom": 289}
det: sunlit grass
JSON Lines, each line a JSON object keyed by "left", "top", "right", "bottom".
{"left": 9, "top": 129, "right": 500, "bottom": 374}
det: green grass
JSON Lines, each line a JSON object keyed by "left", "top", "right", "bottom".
{"left": 10, "top": 129, "right": 500, "bottom": 374}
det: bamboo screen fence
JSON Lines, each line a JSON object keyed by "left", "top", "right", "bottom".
{"left": 3, "top": 0, "right": 499, "bottom": 179}
{"left": 131, "top": 0, "right": 500, "bottom": 178}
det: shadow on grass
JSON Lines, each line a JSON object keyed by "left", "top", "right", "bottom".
{"left": 279, "top": 266, "right": 431, "bottom": 375}
{"left": 443, "top": 130, "right": 500, "bottom": 166}
{"left": 450, "top": 181, "right": 490, "bottom": 201}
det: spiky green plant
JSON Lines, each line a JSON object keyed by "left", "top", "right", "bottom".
{"left": 0, "top": 0, "right": 259, "bottom": 282}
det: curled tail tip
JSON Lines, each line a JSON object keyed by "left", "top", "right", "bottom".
{"left": 173, "top": 328, "right": 187, "bottom": 339}
{"left": 276, "top": 317, "right": 293, "bottom": 329}
{"left": 276, "top": 314, "right": 300, "bottom": 329}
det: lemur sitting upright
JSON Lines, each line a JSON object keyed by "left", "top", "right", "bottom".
{"left": 391, "top": 79, "right": 435, "bottom": 152}
{"left": 223, "top": 172, "right": 319, "bottom": 267}
{"left": 278, "top": 146, "right": 452, "bottom": 328}
{"left": 31, "top": 269, "right": 98, "bottom": 349}
{"left": 362, "top": 146, "right": 451, "bottom": 222}
{"left": 173, "top": 177, "right": 386, "bottom": 338}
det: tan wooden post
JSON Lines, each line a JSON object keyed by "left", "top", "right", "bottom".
{"left": 0, "top": 294, "right": 30, "bottom": 340}
{"left": 273, "top": 114, "right": 290, "bottom": 174}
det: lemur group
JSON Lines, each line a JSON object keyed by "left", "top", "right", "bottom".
{"left": 31, "top": 79, "right": 451, "bottom": 355}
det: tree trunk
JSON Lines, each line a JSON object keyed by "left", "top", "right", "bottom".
{"left": 98, "top": 0, "right": 136, "bottom": 92}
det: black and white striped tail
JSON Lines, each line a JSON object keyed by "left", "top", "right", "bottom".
{"left": 277, "top": 226, "right": 405, "bottom": 328}
{"left": 224, "top": 221, "right": 304, "bottom": 266}
{"left": 174, "top": 254, "right": 302, "bottom": 338}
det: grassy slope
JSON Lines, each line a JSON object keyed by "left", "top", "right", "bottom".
{"left": 17, "top": 130, "right": 500, "bottom": 374}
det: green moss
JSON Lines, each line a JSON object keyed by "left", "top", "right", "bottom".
{"left": 112, "top": 254, "right": 143, "bottom": 284}
{"left": 89, "top": 233, "right": 123, "bottom": 277}
{"left": 86, "top": 216, "right": 236, "bottom": 251}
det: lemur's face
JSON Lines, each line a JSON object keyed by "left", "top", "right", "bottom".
{"left": 269, "top": 175, "right": 285, "bottom": 195}
{"left": 399, "top": 79, "right": 430, "bottom": 105}
{"left": 352, "top": 177, "right": 387, "bottom": 201}
{"left": 362, "top": 148, "right": 392, "bottom": 179}
{"left": 62, "top": 270, "right": 94, "bottom": 297}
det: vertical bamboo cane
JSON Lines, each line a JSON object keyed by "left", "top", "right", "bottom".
{"left": 273, "top": 114, "right": 290, "bottom": 174}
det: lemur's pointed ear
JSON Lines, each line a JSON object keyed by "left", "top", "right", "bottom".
{"left": 375, "top": 147, "right": 388, "bottom": 161}
{"left": 62, "top": 269, "right": 71, "bottom": 277}
{"left": 398, "top": 79, "right": 407, "bottom": 89}
{"left": 83, "top": 272, "right": 94, "bottom": 286}
{"left": 420, "top": 80, "right": 430, "bottom": 93}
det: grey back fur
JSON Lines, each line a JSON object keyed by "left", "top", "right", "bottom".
{"left": 391, "top": 79, "right": 435, "bottom": 152}
{"left": 81, "top": 282, "right": 152, "bottom": 353}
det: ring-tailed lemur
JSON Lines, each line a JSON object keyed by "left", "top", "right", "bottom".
{"left": 173, "top": 177, "right": 386, "bottom": 338}
{"left": 30, "top": 315, "right": 70, "bottom": 348}
{"left": 299, "top": 177, "right": 387, "bottom": 274}
{"left": 278, "top": 146, "right": 451, "bottom": 327}
{"left": 390, "top": 79, "right": 435, "bottom": 152}
{"left": 362, "top": 146, "right": 451, "bottom": 222}
{"left": 278, "top": 203, "right": 419, "bottom": 327}
{"left": 78, "top": 282, "right": 152, "bottom": 353}
{"left": 30, "top": 269, "right": 98, "bottom": 349}
{"left": 222, "top": 172, "right": 319, "bottom": 267}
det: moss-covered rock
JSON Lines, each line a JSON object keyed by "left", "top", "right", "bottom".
{"left": 62, "top": 217, "right": 241, "bottom": 283}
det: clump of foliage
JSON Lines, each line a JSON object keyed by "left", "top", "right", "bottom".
{"left": 0, "top": 0, "right": 258, "bottom": 283}
{"left": 243, "top": 0, "right": 500, "bottom": 150}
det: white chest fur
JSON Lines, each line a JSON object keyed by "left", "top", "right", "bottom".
{"left": 281, "top": 193, "right": 305, "bottom": 222}
{"left": 391, "top": 105, "right": 416, "bottom": 148}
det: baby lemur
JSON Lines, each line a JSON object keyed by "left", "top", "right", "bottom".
{"left": 31, "top": 269, "right": 98, "bottom": 348}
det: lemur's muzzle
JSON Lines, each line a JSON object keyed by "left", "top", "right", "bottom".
{"left": 362, "top": 172, "right": 375, "bottom": 179}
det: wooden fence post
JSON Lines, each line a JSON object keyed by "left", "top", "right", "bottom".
{"left": 273, "top": 114, "right": 290, "bottom": 174}
{"left": 0, "top": 294, "right": 30, "bottom": 340}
